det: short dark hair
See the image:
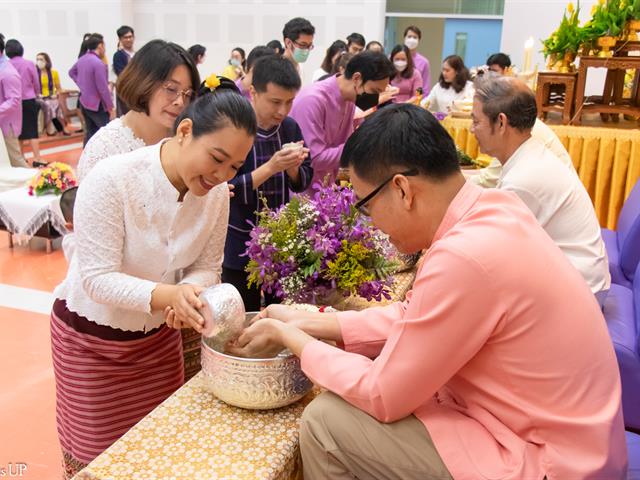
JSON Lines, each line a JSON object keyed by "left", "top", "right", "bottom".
{"left": 341, "top": 104, "right": 459, "bottom": 184}
{"left": 403, "top": 26, "right": 422, "bottom": 39}
{"left": 85, "top": 34, "right": 104, "bottom": 52}
{"left": 474, "top": 77, "right": 537, "bottom": 131}
{"left": 486, "top": 53, "right": 511, "bottom": 70}
{"left": 252, "top": 55, "right": 301, "bottom": 93}
{"left": 117, "top": 40, "right": 200, "bottom": 114}
{"left": 366, "top": 40, "right": 384, "bottom": 52}
{"left": 117, "top": 25, "right": 134, "bottom": 39}
{"left": 344, "top": 51, "right": 396, "bottom": 83}
{"left": 187, "top": 44, "right": 206, "bottom": 63}
{"left": 37, "top": 52, "right": 53, "bottom": 70}
{"left": 266, "top": 40, "right": 283, "bottom": 54}
{"left": 282, "top": 17, "right": 315, "bottom": 42}
{"left": 5, "top": 39, "right": 24, "bottom": 58}
{"left": 389, "top": 44, "right": 414, "bottom": 79}
{"left": 60, "top": 187, "right": 78, "bottom": 224}
{"left": 439, "top": 55, "right": 470, "bottom": 93}
{"left": 174, "top": 90, "right": 257, "bottom": 139}
{"left": 321, "top": 40, "right": 347, "bottom": 73}
{"left": 0, "top": 34, "right": 5, "bottom": 54}
{"left": 246, "top": 46, "right": 276, "bottom": 72}
{"left": 347, "top": 32, "right": 366, "bottom": 47}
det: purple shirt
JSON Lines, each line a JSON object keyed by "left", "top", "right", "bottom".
{"left": 391, "top": 69, "right": 423, "bottom": 103}
{"left": 235, "top": 78, "right": 251, "bottom": 100}
{"left": 289, "top": 75, "right": 355, "bottom": 190}
{"left": 9, "top": 56, "right": 40, "bottom": 100}
{"left": 412, "top": 52, "right": 431, "bottom": 94}
{"left": 69, "top": 51, "right": 113, "bottom": 112}
{"left": 0, "top": 55, "right": 22, "bottom": 136}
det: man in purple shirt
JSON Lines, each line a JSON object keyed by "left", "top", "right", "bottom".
{"left": 0, "top": 34, "right": 28, "bottom": 167}
{"left": 289, "top": 51, "right": 395, "bottom": 190}
{"left": 69, "top": 33, "right": 114, "bottom": 145}
{"left": 404, "top": 26, "right": 431, "bottom": 94}
{"left": 6, "top": 38, "right": 42, "bottom": 166}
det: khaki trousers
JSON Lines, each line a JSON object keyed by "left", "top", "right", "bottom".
{"left": 3, "top": 134, "right": 28, "bottom": 168}
{"left": 299, "top": 392, "right": 453, "bottom": 480}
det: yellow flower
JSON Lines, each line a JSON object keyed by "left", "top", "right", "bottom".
{"left": 599, "top": 0, "right": 605, "bottom": 5}
{"left": 567, "top": 2, "right": 574, "bottom": 13}
{"left": 38, "top": 178, "right": 45, "bottom": 187}
{"left": 204, "top": 73, "right": 220, "bottom": 91}
{"left": 591, "top": 4, "right": 598, "bottom": 14}
{"left": 51, "top": 171, "right": 58, "bottom": 180}
{"left": 56, "top": 180, "right": 62, "bottom": 189}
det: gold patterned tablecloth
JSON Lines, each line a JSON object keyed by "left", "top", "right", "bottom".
{"left": 442, "top": 116, "right": 640, "bottom": 230}
{"left": 74, "top": 372, "right": 318, "bottom": 480}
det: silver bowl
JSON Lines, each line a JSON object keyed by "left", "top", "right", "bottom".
{"left": 201, "top": 312, "right": 313, "bottom": 409}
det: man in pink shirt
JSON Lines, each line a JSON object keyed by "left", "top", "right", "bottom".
{"left": 230, "top": 104, "right": 627, "bottom": 479}
{"left": 404, "top": 25, "right": 430, "bottom": 94}
{"left": 0, "top": 34, "right": 27, "bottom": 167}
{"left": 289, "top": 51, "right": 394, "bottom": 190}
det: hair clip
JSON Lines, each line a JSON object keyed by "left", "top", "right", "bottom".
{"left": 204, "top": 73, "right": 221, "bottom": 92}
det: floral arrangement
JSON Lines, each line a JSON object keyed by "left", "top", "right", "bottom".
{"left": 542, "top": 2, "right": 584, "bottom": 60}
{"left": 28, "top": 162, "right": 77, "bottom": 196}
{"left": 244, "top": 183, "right": 399, "bottom": 304}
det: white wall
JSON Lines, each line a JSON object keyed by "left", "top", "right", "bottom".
{"left": 1, "top": 0, "right": 386, "bottom": 88}
{"left": 501, "top": 0, "right": 606, "bottom": 95}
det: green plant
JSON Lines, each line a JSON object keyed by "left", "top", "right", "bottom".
{"left": 583, "top": 0, "right": 629, "bottom": 40}
{"left": 542, "top": 2, "right": 585, "bottom": 58}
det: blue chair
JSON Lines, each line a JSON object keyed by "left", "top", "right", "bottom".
{"left": 628, "top": 431, "right": 640, "bottom": 480}
{"left": 603, "top": 261, "right": 640, "bottom": 431}
{"left": 602, "top": 179, "right": 640, "bottom": 288}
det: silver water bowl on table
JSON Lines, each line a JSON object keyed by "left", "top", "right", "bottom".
{"left": 201, "top": 312, "right": 313, "bottom": 409}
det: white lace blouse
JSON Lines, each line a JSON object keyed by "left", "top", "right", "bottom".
{"left": 77, "top": 117, "right": 146, "bottom": 182}
{"left": 54, "top": 141, "right": 229, "bottom": 332}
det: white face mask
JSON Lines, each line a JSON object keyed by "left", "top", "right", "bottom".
{"left": 404, "top": 37, "right": 419, "bottom": 50}
{"left": 394, "top": 60, "right": 408, "bottom": 72}
{"left": 36, "top": 60, "right": 46, "bottom": 70}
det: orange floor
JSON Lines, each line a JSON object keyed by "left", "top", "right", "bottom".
{"left": 0, "top": 144, "right": 81, "bottom": 479}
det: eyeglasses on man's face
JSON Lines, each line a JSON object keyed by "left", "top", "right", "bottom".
{"left": 354, "top": 169, "right": 419, "bottom": 216}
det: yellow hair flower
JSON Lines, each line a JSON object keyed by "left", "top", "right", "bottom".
{"left": 204, "top": 74, "right": 221, "bottom": 91}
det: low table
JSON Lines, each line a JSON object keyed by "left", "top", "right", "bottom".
{"left": 0, "top": 187, "right": 67, "bottom": 253}
{"left": 74, "top": 372, "right": 319, "bottom": 480}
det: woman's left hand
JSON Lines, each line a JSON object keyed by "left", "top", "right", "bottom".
{"left": 226, "top": 318, "right": 285, "bottom": 358}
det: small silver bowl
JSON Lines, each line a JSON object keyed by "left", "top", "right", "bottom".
{"left": 201, "top": 312, "right": 313, "bottom": 409}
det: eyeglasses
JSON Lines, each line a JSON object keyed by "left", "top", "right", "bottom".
{"left": 292, "top": 40, "right": 314, "bottom": 50}
{"left": 354, "top": 169, "right": 419, "bottom": 215}
{"left": 161, "top": 82, "right": 194, "bottom": 104}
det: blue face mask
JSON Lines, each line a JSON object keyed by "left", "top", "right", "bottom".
{"left": 230, "top": 58, "right": 242, "bottom": 67}
{"left": 292, "top": 47, "right": 310, "bottom": 64}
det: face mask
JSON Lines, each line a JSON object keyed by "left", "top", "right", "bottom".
{"left": 404, "top": 37, "right": 419, "bottom": 50}
{"left": 230, "top": 58, "right": 241, "bottom": 67}
{"left": 292, "top": 47, "right": 310, "bottom": 64}
{"left": 355, "top": 82, "right": 379, "bottom": 110}
{"left": 394, "top": 60, "right": 408, "bottom": 72}
{"left": 36, "top": 60, "right": 46, "bottom": 70}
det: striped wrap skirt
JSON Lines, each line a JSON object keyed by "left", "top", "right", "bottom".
{"left": 50, "top": 299, "right": 184, "bottom": 479}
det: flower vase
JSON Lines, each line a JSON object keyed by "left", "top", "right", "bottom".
{"left": 559, "top": 51, "right": 577, "bottom": 73}
{"left": 626, "top": 19, "right": 640, "bottom": 41}
{"left": 597, "top": 36, "right": 618, "bottom": 57}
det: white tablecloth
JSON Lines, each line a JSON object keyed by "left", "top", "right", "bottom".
{"left": 0, "top": 187, "right": 68, "bottom": 241}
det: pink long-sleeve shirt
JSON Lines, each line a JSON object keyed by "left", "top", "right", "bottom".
{"left": 289, "top": 75, "right": 354, "bottom": 190}
{"left": 9, "top": 55, "right": 40, "bottom": 100}
{"left": 390, "top": 69, "right": 423, "bottom": 103}
{"left": 0, "top": 55, "right": 22, "bottom": 137}
{"left": 301, "top": 181, "right": 627, "bottom": 479}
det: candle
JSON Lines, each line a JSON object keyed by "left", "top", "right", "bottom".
{"left": 523, "top": 37, "right": 534, "bottom": 73}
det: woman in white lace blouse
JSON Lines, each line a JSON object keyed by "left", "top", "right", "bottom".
{"left": 77, "top": 40, "right": 199, "bottom": 182}
{"left": 422, "top": 55, "right": 474, "bottom": 113}
{"left": 51, "top": 89, "right": 257, "bottom": 477}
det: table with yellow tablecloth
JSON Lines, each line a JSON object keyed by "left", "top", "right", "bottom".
{"left": 442, "top": 116, "right": 640, "bottom": 230}
{"left": 74, "top": 372, "right": 318, "bottom": 480}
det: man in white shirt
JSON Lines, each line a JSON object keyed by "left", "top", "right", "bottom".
{"left": 469, "top": 118, "right": 574, "bottom": 188}
{"left": 471, "top": 77, "right": 610, "bottom": 305}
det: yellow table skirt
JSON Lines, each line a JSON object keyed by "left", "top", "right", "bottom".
{"left": 442, "top": 116, "right": 640, "bottom": 230}
{"left": 74, "top": 372, "right": 318, "bottom": 480}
